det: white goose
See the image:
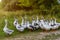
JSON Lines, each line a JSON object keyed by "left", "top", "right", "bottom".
{"left": 41, "top": 20, "right": 51, "bottom": 30}
{"left": 49, "top": 18, "right": 54, "bottom": 26}
{"left": 3, "top": 19, "right": 14, "bottom": 35}
{"left": 26, "top": 21, "right": 33, "bottom": 30}
{"left": 49, "top": 18, "right": 60, "bottom": 29}
{"left": 40, "top": 17, "right": 51, "bottom": 30}
{"left": 54, "top": 18, "right": 60, "bottom": 26}
{"left": 15, "top": 19, "right": 25, "bottom": 32}
{"left": 57, "top": 0, "right": 60, "bottom": 4}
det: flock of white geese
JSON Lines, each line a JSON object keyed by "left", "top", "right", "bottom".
{"left": 3, "top": 16, "right": 60, "bottom": 35}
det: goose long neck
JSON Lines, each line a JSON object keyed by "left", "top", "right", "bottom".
{"left": 22, "top": 18, "right": 24, "bottom": 22}
{"left": 55, "top": 19, "right": 56, "bottom": 24}
{"left": 22, "top": 18, "right": 24, "bottom": 23}
{"left": 5, "top": 23, "right": 7, "bottom": 27}
{"left": 15, "top": 19, "right": 18, "bottom": 24}
{"left": 37, "top": 16, "right": 39, "bottom": 22}
{"left": 32, "top": 18, "right": 35, "bottom": 21}
{"left": 37, "top": 16, "right": 38, "bottom": 20}
{"left": 5, "top": 21, "right": 7, "bottom": 28}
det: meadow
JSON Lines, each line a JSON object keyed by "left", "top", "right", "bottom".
{"left": 0, "top": 9, "right": 60, "bottom": 40}
{"left": 0, "top": 0, "right": 60, "bottom": 40}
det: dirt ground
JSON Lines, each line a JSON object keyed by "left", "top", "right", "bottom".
{"left": 1, "top": 30, "right": 60, "bottom": 40}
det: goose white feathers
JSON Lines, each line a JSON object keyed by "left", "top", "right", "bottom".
{"left": 21, "top": 17, "right": 24, "bottom": 26}
{"left": 14, "top": 18, "right": 25, "bottom": 32}
{"left": 32, "top": 18, "right": 36, "bottom": 27}
{"left": 16, "top": 23, "right": 24, "bottom": 32}
{"left": 40, "top": 20, "right": 51, "bottom": 30}
{"left": 35, "top": 16, "right": 40, "bottom": 29}
{"left": 49, "top": 18, "right": 60, "bottom": 29}
{"left": 57, "top": 0, "right": 60, "bottom": 4}
{"left": 26, "top": 21, "right": 33, "bottom": 29}
{"left": 39, "top": 18, "right": 45, "bottom": 29}
{"left": 3, "top": 19, "right": 14, "bottom": 35}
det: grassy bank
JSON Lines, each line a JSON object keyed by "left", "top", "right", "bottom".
{"left": 0, "top": 9, "right": 60, "bottom": 39}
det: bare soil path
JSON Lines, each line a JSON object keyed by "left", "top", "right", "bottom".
{"left": 1, "top": 30, "right": 60, "bottom": 40}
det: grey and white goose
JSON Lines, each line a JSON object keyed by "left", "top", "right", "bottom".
{"left": 57, "top": 0, "right": 60, "bottom": 4}
{"left": 49, "top": 18, "right": 60, "bottom": 30}
{"left": 13, "top": 17, "right": 25, "bottom": 32}
{"left": 24, "top": 16, "right": 33, "bottom": 30}
{"left": 39, "top": 16, "right": 45, "bottom": 29}
{"left": 40, "top": 19, "right": 52, "bottom": 31}
{"left": 49, "top": 18, "right": 54, "bottom": 26}
{"left": 3, "top": 19, "right": 14, "bottom": 35}
{"left": 26, "top": 20, "right": 33, "bottom": 30}
{"left": 15, "top": 19, "right": 25, "bottom": 32}
{"left": 33, "top": 16, "right": 40, "bottom": 29}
